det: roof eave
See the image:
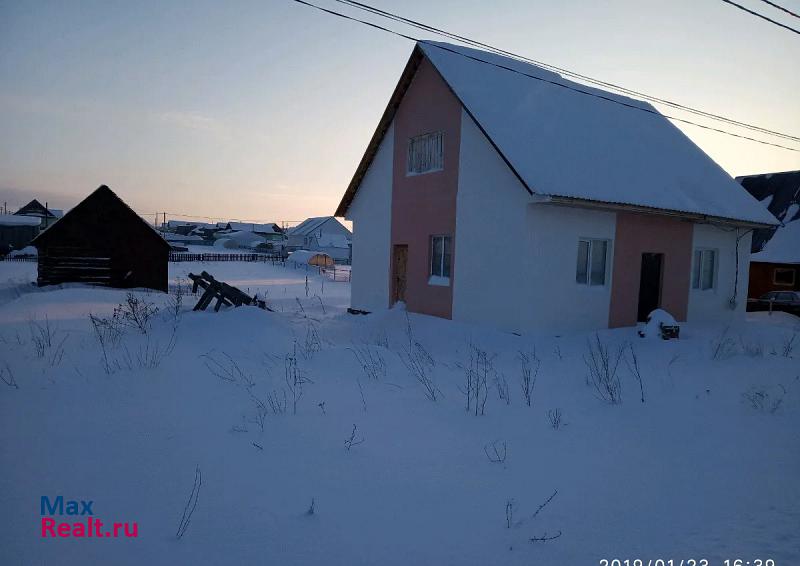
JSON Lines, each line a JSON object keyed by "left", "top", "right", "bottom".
{"left": 335, "top": 46, "right": 426, "bottom": 218}
{"left": 533, "top": 194, "right": 779, "bottom": 229}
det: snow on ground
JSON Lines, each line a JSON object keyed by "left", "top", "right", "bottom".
{"left": 0, "top": 260, "right": 798, "bottom": 565}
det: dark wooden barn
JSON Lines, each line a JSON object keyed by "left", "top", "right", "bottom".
{"left": 32, "top": 185, "right": 170, "bottom": 291}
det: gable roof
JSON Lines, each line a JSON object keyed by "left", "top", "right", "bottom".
{"left": 33, "top": 185, "right": 170, "bottom": 250}
{"left": 315, "top": 233, "right": 351, "bottom": 249}
{"left": 289, "top": 216, "right": 350, "bottom": 236}
{"left": 736, "top": 170, "right": 800, "bottom": 254}
{"left": 15, "top": 199, "right": 56, "bottom": 218}
{"left": 751, "top": 210, "right": 800, "bottom": 264}
{"left": 336, "top": 42, "right": 778, "bottom": 228}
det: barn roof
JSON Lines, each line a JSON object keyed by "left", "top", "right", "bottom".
{"left": 336, "top": 42, "right": 778, "bottom": 228}
{"left": 32, "top": 185, "right": 170, "bottom": 250}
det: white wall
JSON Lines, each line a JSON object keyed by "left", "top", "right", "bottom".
{"left": 346, "top": 123, "right": 394, "bottom": 312}
{"left": 525, "top": 204, "right": 617, "bottom": 333}
{"left": 453, "top": 111, "right": 617, "bottom": 333}
{"left": 687, "top": 223, "right": 751, "bottom": 322}
{"left": 452, "top": 111, "right": 531, "bottom": 331}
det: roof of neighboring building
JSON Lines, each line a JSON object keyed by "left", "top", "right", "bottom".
{"left": 15, "top": 199, "right": 57, "bottom": 218}
{"left": 0, "top": 214, "right": 41, "bottom": 227}
{"left": 336, "top": 42, "right": 778, "bottom": 227}
{"left": 32, "top": 185, "right": 170, "bottom": 250}
{"left": 315, "top": 233, "right": 351, "bottom": 249}
{"left": 751, "top": 212, "right": 800, "bottom": 264}
{"left": 289, "top": 216, "right": 350, "bottom": 236}
{"left": 737, "top": 170, "right": 800, "bottom": 257}
{"left": 227, "top": 222, "right": 282, "bottom": 234}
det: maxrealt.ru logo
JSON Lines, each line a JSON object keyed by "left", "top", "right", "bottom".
{"left": 40, "top": 496, "right": 138, "bottom": 538}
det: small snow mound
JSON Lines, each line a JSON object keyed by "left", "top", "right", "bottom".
{"left": 639, "top": 309, "right": 678, "bottom": 339}
{"left": 7, "top": 246, "right": 37, "bottom": 258}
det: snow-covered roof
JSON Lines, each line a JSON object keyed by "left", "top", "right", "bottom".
{"left": 0, "top": 214, "right": 41, "bottom": 227}
{"left": 287, "top": 249, "right": 334, "bottom": 266}
{"left": 752, "top": 205, "right": 800, "bottom": 264}
{"left": 737, "top": 170, "right": 800, "bottom": 254}
{"left": 289, "top": 217, "right": 333, "bottom": 236}
{"left": 315, "top": 233, "right": 351, "bottom": 249}
{"left": 337, "top": 42, "right": 778, "bottom": 227}
{"left": 164, "top": 233, "right": 204, "bottom": 242}
{"left": 227, "top": 222, "right": 281, "bottom": 233}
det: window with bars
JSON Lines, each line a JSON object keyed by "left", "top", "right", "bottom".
{"left": 429, "top": 235, "right": 452, "bottom": 285}
{"left": 407, "top": 132, "right": 444, "bottom": 175}
{"left": 576, "top": 239, "right": 608, "bottom": 286}
{"left": 692, "top": 249, "right": 717, "bottom": 290}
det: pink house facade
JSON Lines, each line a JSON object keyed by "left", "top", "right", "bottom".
{"left": 337, "top": 42, "right": 777, "bottom": 333}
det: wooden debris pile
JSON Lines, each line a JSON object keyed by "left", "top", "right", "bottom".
{"left": 188, "top": 271, "right": 269, "bottom": 312}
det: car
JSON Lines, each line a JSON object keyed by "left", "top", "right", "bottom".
{"left": 746, "top": 291, "right": 800, "bottom": 316}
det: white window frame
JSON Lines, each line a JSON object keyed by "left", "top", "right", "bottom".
{"left": 692, "top": 248, "right": 717, "bottom": 290}
{"left": 773, "top": 268, "right": 796, "bottom": 286}
{"left": 576, "top": 238, "right": 609, "bottom": 286}
{"left": 407, "top": 132, "right": 444, "bottom": 176}
{"left": 429, "top": 234, "right": 451, "bottom": 286}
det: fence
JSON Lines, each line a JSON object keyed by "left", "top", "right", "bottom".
{"left": 168, "top": 252, "right": 284, "bottom": 263}
{"left": 1, "top": 256, "right": 37, "bottom": 262}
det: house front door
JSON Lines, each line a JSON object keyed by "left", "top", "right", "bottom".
{"left": 637, "top": 252, "right": 663, "bottom": 322}
{"left": 392, "top": 244, "right": 408, "bottom": 304}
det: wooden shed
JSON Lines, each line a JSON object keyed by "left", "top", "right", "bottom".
{"left": 32, "top": 185, "right": 170, "bottom": 291}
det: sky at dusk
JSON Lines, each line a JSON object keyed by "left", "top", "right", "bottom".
{"left": 1, "top": 0, "right": 798, "bottom": 224}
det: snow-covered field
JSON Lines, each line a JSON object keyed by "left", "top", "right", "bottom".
{"left": 0, "top": 260, "right": 798, "bottom": 565}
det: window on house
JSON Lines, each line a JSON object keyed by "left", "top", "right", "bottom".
{"left": 407, "top": 132, "right": 444, "bottom": 175}
{"left": 774, "top": 268, "right": 796, "bottom": 286}
{"left": 429, "top": 235, "right": 451, "bottom": 285}
{"left": 576, "top": 239, "right": 608, "bottom": 286}
{"left": 692, "top": 249, "right": 716, "bottom": 290}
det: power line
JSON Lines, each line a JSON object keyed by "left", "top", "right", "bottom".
{"left": 759, "top": 0, "right": 800, "bottom": 20}
{"left": 290, "top": 0, "right": 800, "bottom": 152}
{"left": 720, "top": 0, "right": 800, "bottom": 34}
{"left": 334, "top": 0, "right": 800, "bottom": 143}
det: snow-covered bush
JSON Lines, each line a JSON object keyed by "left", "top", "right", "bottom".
{"left": 518, "top": 349, "right": 540, "bottom": 407}
{"left": 584, "top": 334, "right": 624, "bottom": 404}
{"left": 623, "top": 342, "right": 645, "bottom": 403}
{"left": 113, "top": 293, "right": 159, "bottom": 335}
{"left": 457, "top": 340, "right": 492, "bottom": 414}
{"left": 710, "top": 327, "right": 738, "bottom": 360}
{"left": 29, "top": 317, "right": 66, "bottom": 366}
{"left": 547, "top": 408, "right": 564, "bottom": 430}
{"left": 399, "top": 314, "right": 439, "bottom": 402}
{"left": 742, "top": 385, "right": 786, "bottom": 414}
{"left": 484, "top": 440, "right": 507, "bottom": 464}
{"left": 0, "top": 362, "right": 17, "bottom": 389}
{"left": 349, "top": 344, "right": 386, "bottom": 381}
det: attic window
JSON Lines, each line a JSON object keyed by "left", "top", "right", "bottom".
{"left": 407, "top": 132, "right": 443, "bottom": 175}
